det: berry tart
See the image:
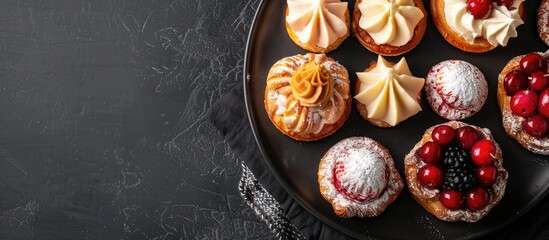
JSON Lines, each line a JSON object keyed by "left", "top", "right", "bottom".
{"left": 265, "top": 53, "right": 351, "bottom": 141}
{"left": 405, "top": 121, "right": 508, "bottom": 222}
{"left": 539, "top": 0, "right": 549, "bottom": 46}
{"left": 355, "top": 55, "right": 425, "bottom": 127}
{"left": 431, "top": 0, "right": 525, "bottom": 53}
{"left": 351, "top": 0, "right": 427, "bottom": 56}
{"left": 425, "top": 60, "right": 488, "bottom": 120}
{"left": 319, "top": 137, "right": 403, "bottom": 218}
{"left": 286, "top": 0, "right": 350, "bottom": 53}
{"left": 497, "top": 52, "right": 549, "bottom": 155}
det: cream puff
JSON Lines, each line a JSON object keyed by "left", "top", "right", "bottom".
{"left": 318, "top": 137, "right": 403, "bottom": 218}
{"left": 425, "top": 60, "right": 488, "bottom": 120}
{"left": 285, "top": 0, "right": 350, "bottom": 53}
{"left": 264, "top": 53, "right": 351, "bottom": 141}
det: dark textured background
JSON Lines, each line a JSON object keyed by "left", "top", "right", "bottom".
{"left": 0, "top": 0, "right": 273, "bottom": 239}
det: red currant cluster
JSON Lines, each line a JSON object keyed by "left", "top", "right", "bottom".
{"left": 466, "top": 0, "right": 513, "bottom": 19}
{"left": 417, "top": 125, "right": 499, "bottom": 210}
{"left": 504, "top": 53, "right": 549, "bottom": 138}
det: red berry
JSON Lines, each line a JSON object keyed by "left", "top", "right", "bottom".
{"left": 539, "top": 89, "right": 549, "bottom": 118}
{"left": 477, "top": 165, "right": 498, "bottom": 186}
{"left": 467, "top": 0, "right": 492, "bottom": 19}
{"left": 504, "top": 70, "right": 529, "bottom": 96}
{"left": 456, "top": 126, "right": 481, "bottom": 149}
{"left": 520, "top": 53, "right": 546, "bottom": 75}
{"left": 417, "top": 165, "right": 443, "bottom": 189}
{"left": 467, "top": 187, "right": 490, "bottom": 210}
{"left": 495, "top": 0, "right": 513, "bottom": 8}
{"left": 420, "top": 142, "right": 443, "bottom": 164}
{"left": 510, "top": 90, "right": 538, "bottom": 117}
{"left": 471, "top": 139, "right": 496, "bottom": 166}
{"left": 432, "top": 125, "right": 456, "bottom": 146}
{"left": 524, "top": 114, "right": 549, "bottom": 138}
{"left": 529, "top": 72, "right": 549, "bottom": 92}
{"left": 440, "top": 190, "right": 463, "bottom": 210}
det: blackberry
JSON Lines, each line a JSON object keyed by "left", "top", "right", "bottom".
{"left": 442, "top": 167, "right": 476, "bottom": 192}
{"left": 442, "top": 141, "right": 473, "bottom": 170}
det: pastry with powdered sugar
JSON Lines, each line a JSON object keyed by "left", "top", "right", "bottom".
{"left": 318, "top": 137, "right": 403, "bottom": 218}
{"left": 425, "top": 60, "right": 488, "bottom": 120}
{"left": 538, "top": 0, "right": 549, "bottom": 46}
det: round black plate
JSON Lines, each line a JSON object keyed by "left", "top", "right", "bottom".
{"left": 244, "top": 1, "right": 549, "bottom": 239}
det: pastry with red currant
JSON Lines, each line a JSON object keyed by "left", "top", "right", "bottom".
{"left": 405, "top": 121, "right": 508, "bottom": 222}
{"left": 318, "top": 137, "right": 403, "bottom": 218}
{"left": 497, "top": 52, "right": 549, "bottom": 155}
{"left": 431, "top": 0, "right": 525, "bottom": 53}
{"left": 286, "top": 0, "right": 350, "bottom": 53}
{"left": 425, "top": 60, "right": 488, "bottom": 120}
{"left": 264, "top": 53, "right": 351, "bottom": 141}
{"left": 351, "top": 0, "right": 427, "bottom": 56}
{"left": 539, "top": 0, "right": 549, "bottom": 46}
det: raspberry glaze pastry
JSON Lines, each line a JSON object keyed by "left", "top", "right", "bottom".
{"left": 264, "top": 53, "right": 351, "bottom": 141}
{"left": 286, "top": 0, "right": 350, "bottom": 53}
{"left": 431, "top": 0, "right": 525, "bottom": 53}
{"left": 497, "top": 52, "right": 549, "bottom": 155}
{"left": 539, "top": 0, "right": 549, "bottom": 46}
{"left": 425, "top": 60, "right": 488, "bottom": 120}
{"left": 318, "top": 137, "right": 403, "bottom": 218}
{"left": 351, "top": 0, "right": 427, "bottom": 56}
{"left": 354, "top": 55, "right": 425, "bottom": 127}
{"left": 405, "top": 121, "right": 508, "bottom": 222}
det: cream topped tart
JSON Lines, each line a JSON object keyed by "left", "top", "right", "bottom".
{"left": 264, "top": 53, "right": 351, "bottom": 141}
{"left": 318, "top": 137, "right": 403, "bottom": 218}
{"left": 431, "top": 0, "right": 525, "bottom": 52}
{"left": 286, "top": 0, "right": 350, "bottom": 53}
{"left": 351, "top": 0, "right": 427, "bottom": 56}
{"left": 354, "top": 55, "right": 425, "bottom": 127}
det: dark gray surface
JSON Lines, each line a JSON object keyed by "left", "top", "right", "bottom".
{"left": 0, "top": 0, "right": 272, "bottom": 239}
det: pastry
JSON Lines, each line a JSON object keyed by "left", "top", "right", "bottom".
{"left": 431, "top": 0, "right": 525, "bottom": 53}
{"left": 264, "top": 53, "right": 351, "bottom": 141}
{"left": 405, "top": 121, "right": 508, "bottom": 222}
{"left": 285, "top": 0, "right": 350, "bottom": 53}
{"left": 497, "top": 52, "right": 549, "bottom": 155}
{"left": 425, "top": 60, "right": 488, "bottom": 120}
{"left": 351, "top": 0, "right": 427, "bottom": 56}
{"left": 354, "top": 55, "right": 425, "bottom": 127}
{"left": 318, "top": 137, "right": 403, "bottom": 218}
{"left": 539, "top": 0, "right": 549, "bottom": 46}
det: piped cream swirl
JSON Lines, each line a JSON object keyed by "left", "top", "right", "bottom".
{"left": 286, "top": 0, "right": 348, "bottom": 48}
{"left": 355, "top": 56, "right": 424, "bottom": 126}
{"left": 444, "top": 0, "right": 524, "bottom": 46}
{"left": 358, "top": 0, "right": 424, "bottom": 46}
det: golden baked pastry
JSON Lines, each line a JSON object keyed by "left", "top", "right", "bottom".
{"left": 354, "top": 55, "right": 424, "bottom": 128}
{"left": 285, "top": 0, "right": 350, "bottom": 53}
{"left": 431, "top": 0, "right": 525, "bottom": 53}
{"left": 318, "top": 137, "right": 403, "bottom": 218}
{"left": 264, "top": 53, "right": 351, "bottom": 141}
{"left": 351, "top": 0, "right": 427, "bottom": 56}
{"left": 405, "top": 121, "right": 508, "bottom": 222}
{"left": 497, "top": 52, "right": 549, "bottom": 155}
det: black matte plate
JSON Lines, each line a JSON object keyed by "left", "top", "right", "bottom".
{"left": 244, "top": 1, "right": 549, "bottom": 239}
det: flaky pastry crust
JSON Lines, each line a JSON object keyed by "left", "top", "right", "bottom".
{"left": 404, "top": 121, "right": 508, "bottom": 222}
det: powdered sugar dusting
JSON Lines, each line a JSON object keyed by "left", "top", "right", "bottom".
{"left": 318, "top": 137, "right": 403, "bottom": 218}
{"left": 538, "top": 0, "right": 549, "bottom": 46}
{"left": 335, "top": 149, "right": 388, "bottom": 200}
{"left": 425, "top": 60, "right": 488, "bottom": 120}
